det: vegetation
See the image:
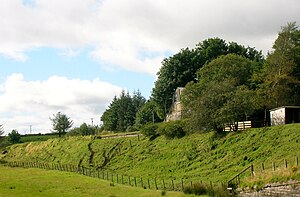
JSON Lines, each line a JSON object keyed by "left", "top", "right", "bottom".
{"left": 151, "top": 38, "right": 263, "bottom": 120}
{"left": 67, "top": 123, "right": 97, "bottom": 136}
{"left": 50, "top": 112, "right": 73, "bottom": 137}
{"left": 8, "top": 130, "right": 21, "bottom": 144}
{"left": 101, "top": 90, "right": 146, "bottom": 132}
{"left": 0, "top": 166, "right": 194, "bottom": 197}
{"left": 1, "top": 124, "right": 299, "bottom": 186}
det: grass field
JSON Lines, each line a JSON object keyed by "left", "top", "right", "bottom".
{"left": 0, "top": 166, "right": 198, "bottom": 197}
{"left": 1, "top": 124, "right": 300, "bottom": 186}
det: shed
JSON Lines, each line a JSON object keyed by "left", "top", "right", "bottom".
{"left": 270, "top": 106, "right": 300, "bottom": 126}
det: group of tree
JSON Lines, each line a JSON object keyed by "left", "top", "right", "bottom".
{"left": 100, "top": 90, "right": 147, "bottom": 132}
{"left": 150, "top": 22, "right": 300, "bottom": 134}
{"left": 151, "top": 37, "right": 263, "bottom": 120}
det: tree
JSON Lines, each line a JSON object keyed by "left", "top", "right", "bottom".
{"left": 8, "top": 129, "right": 21, "bottom": 144}
{"left": 260, "top": 22, "right": 300, "bottom": 109}
{"left": 50, "top": 112, "right": 73, "bottom": 137}
{"left": 101, "top": 90, "right": 146, "bottom": 132}
{"left": 135, "top": 99, "right": 162, "bottom": 128}
{"left": 152, "top": 38, "right": 263, "bottom": 120}
{"left": 182, "top": 54, "right": 257, "bottom": 132}
{"left": 67, "top": 123, "right": 96, "bottom": 136}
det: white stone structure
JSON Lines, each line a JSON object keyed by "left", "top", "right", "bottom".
{"left": 166, "top": 87, "right": 184, "bottom": 122}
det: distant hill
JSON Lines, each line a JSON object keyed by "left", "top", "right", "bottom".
{"left": 1, "top": 124, "right": 300, "bottom": 184}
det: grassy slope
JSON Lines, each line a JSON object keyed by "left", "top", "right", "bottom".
{"left": 0, "top": 166, "right": 195, "bottom": 197}
{"left": 1, "top": 124, "right": 300, "bottom": 184}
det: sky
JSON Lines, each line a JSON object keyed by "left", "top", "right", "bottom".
{"left": 1, "top": 0, "right": 300, "bottom": 135}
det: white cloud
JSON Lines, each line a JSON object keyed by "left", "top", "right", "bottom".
{"left": 0, "top": 73, "right": 122, "bottom": 135}
{"left": 1, "top": 0, "right": 300, "bottom": 75}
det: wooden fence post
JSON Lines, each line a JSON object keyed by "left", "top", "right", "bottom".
{"left": 285, "top": 159, "right": 288, "bottom": 168}
{"left": 172, "top": 180, "right": 174, "bottom": 191}
{"left": 272, "top": 162, "right": 275, "bottom": 171}
{"left": 261, "top": 163, "right": 264, "bottom": 171}
{"left": 154, "top": 178, "right": 158, "bottom": 190}
{"left": 147, "top": 178, "right": 150, "bottom": 189}
{"left": 181, "top": 178, "right": 184, "bottom": 191}
{"left": 140, "top": 177, "right": 143, "bottom": 188}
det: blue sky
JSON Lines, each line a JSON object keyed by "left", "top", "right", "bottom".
{"left": 1, "top": 0, "right": 300, "bottom": 135}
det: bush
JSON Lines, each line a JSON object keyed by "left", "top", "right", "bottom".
{"left": 183, "top": 183, "right": 230, "bottom": 196}
{"left": 140, "top": 123, "right": 159, "bottom": 140}
{"left": 157, "top": 120, "right": 187, "bottom": 139}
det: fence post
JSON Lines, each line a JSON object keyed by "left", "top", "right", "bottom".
{"left": 285, "top": 159, "right": 288, "bottom": 168}
{"left": 272, "top": 162, "right": 275, "bottom": 171}
{"left": 261, "top": 163, "right": 264, "bottom": 171}
{"left": 172, "top": 180, "right": 174, "bottom": 191}
{"left": 147, "top": 178, "right": 150, "bottom": 189}
{"left": 251, "top": 164, "right": 254, "bottom": 177}
{"left": 154, "top": 178, "right": 158, "bottom": 190}
{"left": 162, "top": 179, "right": 165, "bottom": 190}
{"left": 181, "top": 178, "right": 184, "bottom": 191}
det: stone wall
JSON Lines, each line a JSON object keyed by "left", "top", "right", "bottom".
{"left": 239, "top": 181, "right": 300, "bottom": 197}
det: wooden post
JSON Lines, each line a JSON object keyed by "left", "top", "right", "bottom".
{"left": 181, "top": 178, "right": 184, "bottom": 191}
{"left": 272, "top": 162, "right": 275, "bottom": 171}
{"left": 251, "top": 164, "right": 254, "bottom": 177}
{"left": 154, "top": 178, "right": 158, "bottom": 190}
{"left": 134, "top": 177, "right": 137, "bottom": 187}
{"left": 172, "top": 180, "right": 174, "bottom": 191}
{"left": 261, "top": 163, "right": 264, "bottom": 171}
{"left": 147, "top": 178, "right": 150, "bottom": 189}
{"left": 285, "top": 159, "right": 288, "bottom": 168}
{"left": 141, "top": 177, "right": 143, "bottom": 188}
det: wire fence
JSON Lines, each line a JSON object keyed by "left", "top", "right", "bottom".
{"left": 228, "top": 156, "right": 299, "bottom": 188}
{"left": 0, "top": 160, "right": 218, "bottom": 191}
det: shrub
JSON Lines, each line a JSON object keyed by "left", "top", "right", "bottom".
{"left": 140, "top": 123, "right": 159, "bottom": 140}
{"left": 157, "top": 120, "right": 187, "bottom": 139}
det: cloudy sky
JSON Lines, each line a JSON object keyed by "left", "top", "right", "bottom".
{"left": 1, "top": 0, "right": 300, "bottom": 135}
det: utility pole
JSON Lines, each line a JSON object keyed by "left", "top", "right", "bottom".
{"left": 91, "top": 118, "right": 94, "bottom": 127}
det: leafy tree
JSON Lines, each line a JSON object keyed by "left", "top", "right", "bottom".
{"left": 152, "top": 38, "right": 263, "bottom": 120}
{"left": 182, "top": 54, "right": 257, "bottom": 132}
{"left": 50, "top": 112, "right": 73, "bottom": 137}
{"left": 8, "top": 129, "right": 21, "bottom": 144}
{"left": 67, "top": 123, "right": 96, "bottom": 136}
{"left": 260, "top": 22, "right": 300, "bottom": 109}
{"left": 135, "top": 99, "right": 162, "bottom": 128}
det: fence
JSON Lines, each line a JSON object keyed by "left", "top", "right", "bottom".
{"left": 0, "top": 160, "right": 216, "bottom": 192}
{"left": 228, "top": 156, "right": 299, "bottom": 188}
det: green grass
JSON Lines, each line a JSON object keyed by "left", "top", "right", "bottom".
{"left": 1, "top": 124, "right": 300, "bottom": 185}
{"left": 0, "top": 165, "right": 197, "bottom": 197}
{"left": 20, "top": 134, "right": 59, "bottom": 143}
